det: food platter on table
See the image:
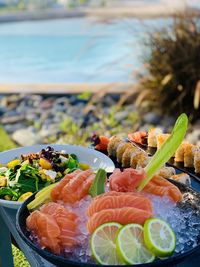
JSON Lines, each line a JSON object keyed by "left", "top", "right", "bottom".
{"left": 14, "top": 114, "right": 200, "bottom": 267}
{"left": 16, "top": 155, "right": 200, "bottom": 267}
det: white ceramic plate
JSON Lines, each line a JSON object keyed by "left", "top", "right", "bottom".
{"left": 0, "top": 144, "right": 115, "bottom": 209}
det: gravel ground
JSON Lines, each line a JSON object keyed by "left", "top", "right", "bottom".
{"left": 0, "top": 93, "right": 200, "bottom": 148}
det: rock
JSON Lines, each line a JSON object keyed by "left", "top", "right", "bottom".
{"left": 102, "top": 95, "right": 115, "bottom": 107}
{"left": 12, "top": 127, "right": 42, "bottom": 146}
{"left": 25, "top": 112, "right": 40, "bottom": 122}
{"left": 1, "top": 115, "right": 25, "bottom": 124}
{"left": 4, "top": 123, "right": 26, "bottom": 134}
{"left": 143, "top": 112, "right": 162, "bottom": 125}
{"left": 39, "top": 125, "right": 60, "bottom": 138}
{"left": 54, "top": 97, "right": 70, "bottom": 106}
{"left": 187, "top": 129, "right": 200, "bottom": 145}
{"left": 114, "top": 110, "right": 128, "bottom": 122}
{"left": 0, "top": 106, "right": 6, "bottom": 116}
{"left": 40, "top": 99, "right": 54, "bottom": 109}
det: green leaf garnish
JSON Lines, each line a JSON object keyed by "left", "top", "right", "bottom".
{"left": 137, "top": 113, "right": 188, "bottom": 191}
{"left": 89, "top": 169, "right": 107, "bottom": 197}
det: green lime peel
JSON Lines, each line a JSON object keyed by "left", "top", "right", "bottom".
{"left": 137, "top": 113, "right": 188, "bottom": 192}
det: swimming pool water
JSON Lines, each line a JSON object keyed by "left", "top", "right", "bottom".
{"left": 0, "top": 17, "right": 168, "bottom": 83}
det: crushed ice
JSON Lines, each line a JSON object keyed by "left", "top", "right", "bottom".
{"left": 148, "top": 193, "right": 200, "bottom": 254}
{"left": 29, "top": 192, "right": 200, "bottom": 263}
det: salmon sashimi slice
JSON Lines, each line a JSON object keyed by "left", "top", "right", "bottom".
{"left": 56, "top": 217, "right": 77, "bottom": 247}
{"left": 61, "top": 170, "right": 95, "bottom": 203}
{"left": 40, "top": 202, "right": 77, "bottom": 221}
{"left": 26, "top": 210, "right": 61, "bottom": 254}
{"left": 109, "top": 168, "right": 182, "bottom": 202}
{"left": 51, "top": 169, "right": 95, "bottom": 203}
{"left": 26, "top": 202, "right": 79, "bottom": 254}
{"left": 40, "top": 202, "right": 78, "bottom": 247}
{"left": 87, "top": 192, "right": 153, "bottom": 216}
{"left": 51, "top": 170, "right": 81, "bottom": 201}
{"left": 143, "top": 175, "right": 182, "bottom": 202}
{"left": 87, "top": 207, "right": 153, "bottom": 233}
{"left": 109, "top": 168, "right": 145, "bottom": 192}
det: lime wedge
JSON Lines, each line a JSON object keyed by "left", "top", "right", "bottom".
{"left": 144, "top": 218, "right": 176, "bottom": 257}
{"left": 116, "top": 224, "right": 155, "bottom": 264}
{"left": 90, "top": 222, "right": 124, "bottom": 265}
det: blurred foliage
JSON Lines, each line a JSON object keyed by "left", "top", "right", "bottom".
{"left": 137, "top": 14, "right": 200, "bottom": 122}
{"left": 77, "top": 91, "right": 92, "bottom": 101}
{"left": 57, "top": 105, "right": 139, "bottom": 146}
{"left": 12, "top": 245, "right": 30, "bottom": 267}
{"left": 0, "top": 126, "right": 16, "bottom": 152}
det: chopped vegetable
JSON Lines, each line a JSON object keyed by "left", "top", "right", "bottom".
{"left": 39, "top": 158, "right": 52, "bottom": 170}
{"left": 138, "top": 113, "right": 188, "bottom": 191}
{"left": 18, "top": 192, "right": 33, "bottom": 202}
{"left": 79, "top": 163, "right": 90, "bottom": 170}
{"left": 0, "top": 146, "right": 80, "bottom": 202}
{"left": 89, "top": 169, "right": 107, "bottom": 197}
{"left": 0, "top": 176, "right": 7, "bottom": 187}
{"left": 0, "top": 188, "right": 19, "bottom": 201}
{"left": 7, "top": 159, "right": 20, "bottom": 169}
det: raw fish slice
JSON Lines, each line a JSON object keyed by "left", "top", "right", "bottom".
{"left": 109, "top": 168, "right": 145, "bottom": 192}
{"left": 61, "top": 169, "right": 94, "bottom": 203}
{"left": 95, "top": 191, "right": 143, "bottom": 198}
{"left": 87, "top": 207, "right": 153, "bottom": 234}
{"left": 76, "top": 173, "right": 95, "bottom": 200}
{"left": 51, "top": 170, "right": 81, "bottom": 201}
{"left": 26, "top": 210, "right": 61, "bottom": 254}
{"left": 40, "top": 202, "right": 77, "bottom": 221}
{"left": 109, "top": 168, "right": 182, "bottom": 202}
{"left": 143, "top": 175, "right": 182, "bottom": 202}
{"left": 56, "top": 217, "right": 77, "bottom": 247}
{"left": 87, "top": 193, "right": 153, "bottom": 216}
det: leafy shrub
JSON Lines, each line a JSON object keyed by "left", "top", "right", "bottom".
{"left": 137, "top": 14, "right": 200, "bottom": 122}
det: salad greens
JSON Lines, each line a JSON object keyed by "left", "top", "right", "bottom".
{"left": 0, "top": 147, "right": 81, "bottom": 201}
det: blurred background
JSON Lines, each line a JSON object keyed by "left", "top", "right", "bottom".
{"left": 0, "top": 0, "right": 200, "bottom": 149}
{"left": 0, "top": 0, "right": 200, "bottom": 265}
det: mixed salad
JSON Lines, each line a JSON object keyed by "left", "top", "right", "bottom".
{"left": 0, "top": 146, "right": 87, "bottom": 202}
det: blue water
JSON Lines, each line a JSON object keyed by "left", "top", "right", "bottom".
{"left": 0, "top": 18, "right": 168, "bottom": 83}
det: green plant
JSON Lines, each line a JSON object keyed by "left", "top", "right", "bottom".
{"left": 0, "top": 126, "right": 17, "bottom": 152}
{"left": 137, "top": 14, "right": 200, "bottom": 121}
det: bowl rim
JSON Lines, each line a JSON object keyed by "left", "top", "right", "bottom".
{"left": 0, "top": 144, "right": 115, "bottom": 208}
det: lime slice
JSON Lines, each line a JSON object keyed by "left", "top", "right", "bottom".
{"left": 144, "top": 218, "right": 176, "bottom": 257}
{"left": 116, "top": 224, "right": 155, "bottom": 264}
{"left": 90, "top": 222, "right": 124, "bottom": 265}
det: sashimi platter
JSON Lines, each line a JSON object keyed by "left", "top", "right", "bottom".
{"left": 16, "top": 114, "right": 200, "bottom": 267}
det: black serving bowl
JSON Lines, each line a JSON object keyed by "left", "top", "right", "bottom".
{"left": 16, "top": 179, "right": 200, "bottom": 267}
